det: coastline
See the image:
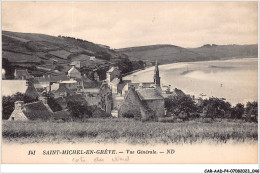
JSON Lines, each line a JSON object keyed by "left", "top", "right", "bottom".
{"left": 124, "top": 57, "right": 258, "bottom": 105}
{"left": 125, "top": 57, "right": 258, "bottom": 77}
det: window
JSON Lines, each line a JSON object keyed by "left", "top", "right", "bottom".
{"left": 12, "top": 117, "right": 14, "bottom": 121}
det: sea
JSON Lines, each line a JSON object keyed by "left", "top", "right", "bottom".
{"left": 124, "top": 58, "right": 258, "bottom": 105}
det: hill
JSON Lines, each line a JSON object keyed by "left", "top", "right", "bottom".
{"left": 188, "top": 44, "right": 258, "bottom": 59}
{"left": 2, "top": 30, "right": 258, "bottom": 79}
{"left": 2, "top": 30, "right": 127, "bottom": 78}
{"left": 116, "top": 44, "right": 258, "bottom": 64}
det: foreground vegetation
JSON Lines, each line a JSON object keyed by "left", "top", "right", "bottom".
{"left": 2, "top": 118, "right": 257, "bottom": 144}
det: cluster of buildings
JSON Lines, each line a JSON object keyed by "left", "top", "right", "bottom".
{"left": 3, "top": 60, "right": 185, "bottom": 121}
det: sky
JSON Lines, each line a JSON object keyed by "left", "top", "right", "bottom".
{"left": 2, "top": 1, "right": 258, "bottom": 49}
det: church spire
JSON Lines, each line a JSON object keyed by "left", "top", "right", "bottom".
{"left": 154, "top": 60, "right": 160, "bottom": 86}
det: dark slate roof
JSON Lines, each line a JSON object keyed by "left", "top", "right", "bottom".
{"left": 83, "top": 81, "right": 102, "bottom": 89}
{"left": 55, "top": 94, "right": 88, "bottom": 110}
{"left": 54, "top": 84, "right": 72, "bottom": 93}
{"left": 23, "top": 101, "right": 53, "bottom": 120}
{"left": 25, "top": 83, "right": 40, "bottom": 99}
{"left": 82, "top": 75, "right": 93, "bottom": 82}
{"left": 137, "top": 88, "right": 164, "bottom": 100}
{"left": 36, "top": 75, "right": 70, "bottom": 83}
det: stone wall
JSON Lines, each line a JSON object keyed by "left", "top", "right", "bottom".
{"left": 118, "top": 89, "right": 142, "bottom": 120}
{"left": 145, "top": 99, "right": 165, "bottom": 119}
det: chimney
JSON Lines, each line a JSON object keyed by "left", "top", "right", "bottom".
{"left": 39, "top": 96, "right": 48, "bottom": 105}
{"left": 138, "top": 83, "right": 143, "bottom": 89}
{"left": 14, "top": 101, "right": 24, "bottom": 110}
{"left": 129, "top": 84, "right": 135, "bottom": 90}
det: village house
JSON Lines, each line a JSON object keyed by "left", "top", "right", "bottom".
{"left": 70, "top": 61, "right": 81, "bottom": 69}
{"left": 8, "top": 96, "right": 71, "bottom": 121}
{"left": 14, "top": 69, "right": 31, "bottom": 80}
{"left": 68, "top": 66, "right": 81, "bottom": 79}
{"left": 114, "top": 60, "right": 166, "bottom": 119}
{"left": 59, "top": 79, "right": 78, "bottom": 91}
{"left": 8, "top": 97, "right": 53, "bottom": 121}
{"left": 118, "top": 86, "right": 165, "bottom": 121}
{"left": 52, "top": 83, "right": 73, "bottom": 98}
{"left": 89, "top": 56, "right": 96, "bottom": 61}
{"left": 106, "top": 66, "right": 121, "bottom": 85}
{"left": 35, "top": 74, "right": 70, "bottom": 93}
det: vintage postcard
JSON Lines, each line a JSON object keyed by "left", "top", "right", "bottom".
{"left": 1, "top": 1, "right": 258, "bottom": 167}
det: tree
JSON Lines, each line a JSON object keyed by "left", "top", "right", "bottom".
{"left": 2, "top": 92, "right": 38, "bottom": 120}
{"left": 165, "top": 95, "right": 197, "bottom": 119}
{"left": 201, "top": 97, "right": 231, "bottom": 118}
{"left": 245, "top": 101, "right": 258, "bottom": 121}
{"left": 95, "top": 51, "right": 111, "bottom": 61}
{"left": 231, "top": 103, "right": 244, "bottom": 119}
{"left": 116, "top": 59, "right": 133, "bottom": 74}
{"left": 67, "top": 101, "right": 92, "bottom": 121}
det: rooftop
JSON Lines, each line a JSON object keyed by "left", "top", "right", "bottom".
{"left": 54, "top": 84, "right": 72, "bottom": 94}
{"left": 14, "top": 69, "right": 30, "bottom": 79}
{"left": 137, "top": 88, "right": 164, "bottom": 100}
{"left": 23, "top": 101, "right": 53, "bottom": 120}
{"left": 107, "top": 67, "right": 120, "bottom": 73}
{"left": 36, "top": 75, "right": 70, "bottom": 83}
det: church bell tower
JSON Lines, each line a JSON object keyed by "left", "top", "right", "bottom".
{"left": 154, "top": 60, "right": 160, "bottom": 86}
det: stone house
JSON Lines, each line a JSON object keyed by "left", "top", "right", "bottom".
{"left": 14, "top": 69, "right": 31, "bottom": 80}
{"left": 118, "top": 86, "right": 165, "bottom": 121}
{"left": 8, "top": 98, "right": 53, "bottom": 121}
{"left": 110, "top": 77, "right": 121, "bottom": 93}
{"left": 106, "top": 67, "right": 121, "bottom": 83}
{"left": 89, "top": 56, "right": 96, "bottom": 61}
{"left": 118, "top": 87, "right": 153, "bottom": 121}
{"left": 68, "top": 66, "right": 81, "bottom": 79}
{"left": 53, "top": 84, "right": 73, "bottom": 98}
{"left": 76, "top": 76, "right": 112, "bottom": 114}
{"left": 59, "top": 79, "right": 78, "bottom": 91}
{"left": 137, "top": 88, "right": 165, "bottom": 119}
{"left": 35, "top": 74, "right": 70, "bottom": 93}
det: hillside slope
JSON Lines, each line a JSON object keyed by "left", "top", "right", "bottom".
{"left": 188, "top": 44, "right": 258, "bottom": 59}
{"left": 2, "top": 30, "right": 125, "bottom": 78}
{"left": 117, "top": 44, "right": 258, "bottom": 64}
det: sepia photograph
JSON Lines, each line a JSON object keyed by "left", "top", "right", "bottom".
{"left": 1, "top": 1, "right": 258, "bottom": 167}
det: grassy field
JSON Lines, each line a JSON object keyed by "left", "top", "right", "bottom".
{"left": 2, "top": 118, "right": 258, "bottom": 144}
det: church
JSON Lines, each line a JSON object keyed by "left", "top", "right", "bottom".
{"left": 118, "top": 61, "right": 165, "bottom": 121}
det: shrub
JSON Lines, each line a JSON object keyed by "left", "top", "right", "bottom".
{"left": 122, "top": 111, "right": 135, "bottom": 118}
{"left": 67, "top": 101, "right": 92, "bottom": 121}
